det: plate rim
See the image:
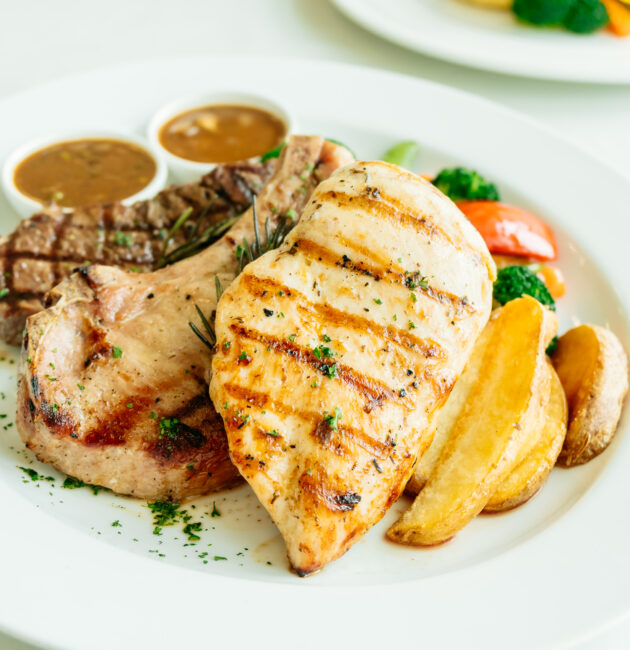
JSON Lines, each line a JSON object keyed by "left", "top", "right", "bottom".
{"left": 332, "top": 0, "right": 630, "bottom": 84}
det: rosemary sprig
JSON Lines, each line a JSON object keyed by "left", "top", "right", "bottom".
{"left": 189, "top": 276, "right": 223, "bottom": 349}
{"left": 189, "top": 199, "right": 296, "bottom": 350}
{"left": 235, "top": 199, "right": 296, "bottom": 273}
{"left": 155, "top": 203, "right": 238, "bottom": 269}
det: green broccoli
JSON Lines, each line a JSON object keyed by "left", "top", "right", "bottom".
{"left": 432, "top": 167, "right": 500, "bottom": 203}
{"left": 546, "top": 335, "right": 559, "bottom": 355}
{"left": 564, "top": 0, "right": 609, "bottom": 32}
{"left": 513, "top": 0, "right": 573, "bottom": 25}
{"left": 493, "top": 266, "right": 556, "bottom": 311}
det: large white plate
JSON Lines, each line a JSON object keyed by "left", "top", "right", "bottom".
{"left": 333, "top": 0, "right": 630, "bottom": 83}
{"left": 0, "top": 57, "right": 628, "bottom": 650}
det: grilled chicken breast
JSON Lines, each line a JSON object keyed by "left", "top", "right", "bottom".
{"left": 0, "top": 160, "right": 274, "bottom": 345}
{"left": 210, "top": 161, "right": 495, "bottom": 574}
{"left": 17, "top": 136, "right": 353, "bottom": 501}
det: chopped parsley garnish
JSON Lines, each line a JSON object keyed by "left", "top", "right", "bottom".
{"left": 62, "top": 476, "right": 105, "bottom": 494}
{"left": 263, "top": 308, "right": 274, "bottom": 317}
{"left": 323, "top": 407, "right": 342, "bottom": 431}
{"left": 158, "top": 417, "right": 180, "bottom": 440}
{"left": 322, "top": 334, "right": 331, "bottom": 342}
{"left": 373, "top": 298, "right": 383, "bottom": 305}
{"left": 326, "top": 364, "right": 338, "bottom": 379}
{"left": 211, "top": 502, "right": 221, "bottom": 517}
{"left": 114, "top": 231, "right": 133, "bottom": 247}
{"left": 0, "top": 288, "right": 9, "bottom": 299}
{"left": 265, "top": 429, "right": 280, "bottom": 437}
{"left": 404, "top": 271, "right": 429, "bottom": 291}
{"left": 51, "top": 403, "right": 59, "bottom": 413}
{"left": 313, "top": 344, "right": 335, "bottom": 359}
{"left": 410, "top": 292, "right": 417, "bottom": 302}
{"left": 214, "top": 556, "right": 227, "bottom": 561}
{"left": 238, "top": 351, "right": 248, "bottom": 361}
{"left": 223, "top": 341, "right": 231, "bottom": 349}
{"left": 150, "top": 411, "right": 157, "bottom": 419}
{"left": 126, "top": 402, "right": 134, "bottom": 409}
{"left": 112, "top": 345, "right": 123, "bottom": 358}
{"left": 112, "top": 520, "right": 121, "bottom": 527}
{"left": 288, "top": 334, "right": 296, "bottom": 342}
{"left": 408, "top": 321, "right": 416, "bottom": 330}
{"left": 77, "top": 383, "right": 85, "bottom": 390}
{"left": 183, "top": 522, "right": 202, "bottom": 541}
{"left": 45, "top": 374, "right": 57, "bottom": 381}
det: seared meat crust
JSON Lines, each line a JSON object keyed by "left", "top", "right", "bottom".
{"left": 17, "top": 137, "right": 353, "bottom": 501}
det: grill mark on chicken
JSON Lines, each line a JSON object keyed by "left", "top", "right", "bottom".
{"left": 289, "top": 238, "right": 474, "bottom": 315}
{"left": 229, "top": 324, "right": 399, "bottom": 410}
{"left": 316, "top": 188, "right": 462, "bottom": 250}
{"left": 221, "top": 382, "right": 392, "bottom": 460}
{"left": 239, "top": 273, "right": 446, "bottom": 359}
{"left": 298, "top": 472, "right": 363, "bottom": 513}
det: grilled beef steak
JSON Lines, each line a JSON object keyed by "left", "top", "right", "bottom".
{"left": 0, "top": 160, "right": 275, "bottom": 345}
{"left": 17, "top": 137, "right": 353, "bottom": 501}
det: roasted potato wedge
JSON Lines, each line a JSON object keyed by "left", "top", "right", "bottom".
{"left": 408, "top": 300, "right": 556, "bottom": 496}
{"left": 551, "top": 324, "right": 628, "bottom": 466}
{"left": 388, "top": 296, "right": 556, "bottom": 546}
{"left": 484, "top": 363, "right": 567, "bottom": 512}
{"left": 407, "top": 317, "right": 494, "bottom": 495}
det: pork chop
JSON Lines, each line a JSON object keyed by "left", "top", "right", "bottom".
{"left": 17, "top": 136, "right": 354, "bottom": 501}
{"left": 209, "top": 161, "right": 495, "bottom": 574}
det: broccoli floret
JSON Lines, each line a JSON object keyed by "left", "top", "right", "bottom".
{"left": 493, "top": 266, "right": 556, "bottom": 311}
{"left": 564, "top": 0, "right": 609, "bottom": 32}
{"left": 432, "top": 167, "right": 499, "bottom": 203}
{"left": 513, "top": 0, "right": 573, "bottom": 25}
{"left": 546, "top": 335, "right": 559, "bottom": 355}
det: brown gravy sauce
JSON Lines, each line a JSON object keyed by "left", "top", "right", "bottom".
{"left": 14, "top": 138, "right": 156, "bottom": 208}
{"left": 158, "top": 104, "right": 286, "bottom": 163}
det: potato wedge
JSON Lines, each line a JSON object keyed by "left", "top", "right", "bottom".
{"left": 484, "top": 363, "right": 567, "bottom": 512}
{"left": 551, "top": 324, "right": 628, "bottom": 466}
{"left": 407, "top": 317, "right": 495, "bottom": 495}
{"left": 388, "top": 296, "right": 556, "bottom": 546}
{"left": 407, "top": 301, "right": 557, "bottom": 496}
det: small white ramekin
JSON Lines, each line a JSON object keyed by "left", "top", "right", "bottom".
{"left": 147, "top": 91, "right": 296, "bottom": 183}
{"left": 1, "top": 130, "right": 169, "bottom": 219}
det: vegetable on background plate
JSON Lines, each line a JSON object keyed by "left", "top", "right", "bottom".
{"left": 457, "top": 200, "right": 557, "bottom": 261}
{"left": 602, "top": 0, "right": 630, "bottom": 34}
{"left": 513, "top": 0, "right": 609, "bottom": 33}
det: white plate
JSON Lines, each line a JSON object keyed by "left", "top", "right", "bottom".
{"left": 0, "top": 56, "right": 629, "bottom": 650}
{"left": 332, "top": 0, "right": 630, "bottom": 83}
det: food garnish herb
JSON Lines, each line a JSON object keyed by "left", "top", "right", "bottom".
{"left": 323, "top": 407, "right": 342, "bottom": 431}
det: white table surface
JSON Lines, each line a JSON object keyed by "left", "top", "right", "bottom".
{"left": 0, "top": 1, "right": 628, "bottom": 648}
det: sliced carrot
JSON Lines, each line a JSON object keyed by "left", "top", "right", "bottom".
{"left": 537, "top": 265, "right": 566, "bottom": 299}
{"left": 458, "top": 200, "right": 558, "bottom": 261}
{"left": 602, "top": 0, "right": 630, "bottom": 36}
